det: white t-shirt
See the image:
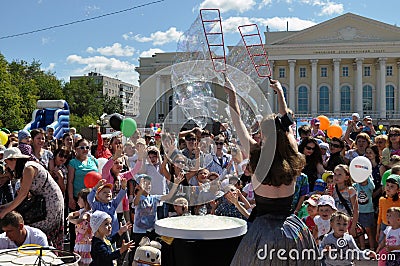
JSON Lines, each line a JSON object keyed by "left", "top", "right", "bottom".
{"left": 384, "top": 226, "right": 400, "bottom": 252}
{"left": 143, "top": 163, "right": 167, "bottom": 195}
{"left": 314, "top": 215, "right": 331, "bottom": 238}
{"left": 0, "top": 225, "right": 48, "bottom": 249}
{"left": 242, "top": 183, "right": 254, "bottom": 201}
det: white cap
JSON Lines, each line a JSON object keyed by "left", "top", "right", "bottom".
{"left": 318, "top": 195, "right": 337, "bottom": 210}
{"left": 90, "top": 211, "right": 111, "bottom": 233}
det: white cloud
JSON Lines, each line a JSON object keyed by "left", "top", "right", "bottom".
{"left": 222, "top": 16, "right": 316, "bottom": 32}
{"left": 319, "top": 2, "right": 343, "bottom": 16}
{"left": 41, "top": 37, "right": 50, "bottom": 45}
{"left": 66, "top": 55, "right": 139, "bottom": 85}
{"left": 299, "top": 0, "right": 344, "bottom": 16}
{"left": 199, "top": 0, "right": 255, "bottom": 13}
{"left": 42, "top": 63, "right": 55, "bottom": 72}
{"left": 258, "top": 0, "right": 273, "bottom": 9}
{"left": 124, "top": 27, "right": 183, "bottom": 46}
{"left": 139, "top": 48, "right": 165, "bottom": 58}
{"left": 86, "top": 43, "right": 135, "bottom": 57}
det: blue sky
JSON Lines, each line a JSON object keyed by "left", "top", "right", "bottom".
{"left": 0, "top": 0, "right": 399, "bottom": 86}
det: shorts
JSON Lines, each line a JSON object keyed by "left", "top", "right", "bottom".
{"left": 358, "top": 212, "right": 375, "bottom": 228}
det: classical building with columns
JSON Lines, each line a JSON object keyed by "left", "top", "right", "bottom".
{"left": 135, "top": 13, "right": 400, "bottom": 127}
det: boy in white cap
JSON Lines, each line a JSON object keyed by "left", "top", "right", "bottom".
{"left": 313, "top": 195, "right": 337, "bottom": 243}
{"left": 90, "top": 210, "right": 134, "bottom": 266}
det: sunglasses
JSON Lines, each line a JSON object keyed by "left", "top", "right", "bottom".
{"left": 186, "top": 138, "right": 196, "bottom": 142}
{"left": 376, "top": 141, "right": 386, "bottom": 144}
{"left": 58, "top": 153, "right": 69, "bottom": 159}
{"left": 305, "top": 146, "right": 315, "bottom": 151}
{"left": 389, "top": 134, "right": 400, "bottom": 137}
{"left": 78, "top": 146, "right": 90, "bottom": 150}
{"left": 329, "top": 143, "right": 341, "bottom": 148}
{"left": 215, "top": 142, "right": 224, "bottom": 145}
{"left": 174, "top": 160, "right": 186, "bottom": 164}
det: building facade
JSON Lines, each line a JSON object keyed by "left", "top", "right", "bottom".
{"left": 135, "top": 13, "right": 400, "bottom": 127}
{"left": 70, "top": 71, "right": 139, "bottom": 117}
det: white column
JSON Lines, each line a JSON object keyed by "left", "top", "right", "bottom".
{"left": 160, "top": 76, "right": 166, "bottom": 122}
{"left": 268, "top": 60, "right": 275, "bottom": 112}
{"left": 379, "top": 58, "right": 387, "bottom": 119}
{"left": 355, "top": 58, "right": 364, "bottom": 116}
{"left": 333, "top": 59, "right": 341, "bottom": 114}
{"left": 156, "top": 75, "right": 161, "bottom": 123}
{"left": 310, "top": 59, "right": 318, "bottom": 115}
{"left": 288, "top": 60, "right": 296, "bottom": 111}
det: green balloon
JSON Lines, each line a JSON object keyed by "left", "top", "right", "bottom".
{"left": 121, "top": 118, "right": 137, "bottom": 137}
{"left": 382, "top": 169, "right": 391, "bottom": 186}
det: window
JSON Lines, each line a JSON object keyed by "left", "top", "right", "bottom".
{"left": 340, "top": 85, "right": 351, "bottom": 112}
{"left": 362, "top": 85, "right": 373, "bottom": 111}
{"left": 298, "top": 86, "right": 308, "bottom": 113}
{"left": 279, "top": 68, "right": 285, "bottom": 78}
{"left": 364, "top": 66, "right": 371, "bottom": 76}
{"left": 386, "top": 85, "right": 395, "bottom": 111}
{"left": 319, "top": 86, "right": 329, "bottom": 112}
{"left": 321, "top": 67, "right": 327, "bottom": 77}
{"left": 169, "top": 95, "right": 173, "bottom": 112}
{"left": 387, "top": 66, "right": 393, "bottom": 76}
{"left": 342, "top": 66, "right": 349, "bottom": 77}
{"left": 300, "top": 67, "right": 306, "bottom": 78}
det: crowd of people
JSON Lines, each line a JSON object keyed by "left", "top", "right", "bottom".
{"left": 0, "top": 78, "right": 399, "bottom": 265}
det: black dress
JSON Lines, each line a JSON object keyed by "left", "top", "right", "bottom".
{"left": 230, "top": 194, "right": 319, "bottom": 265}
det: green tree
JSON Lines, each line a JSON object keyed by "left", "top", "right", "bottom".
{"left": 63, "top": 77, "right": 103, "bottom": 118}
{"left": 0, "top": 55, "right": 25, "bottom": 130}
{"left": 103, "top": 94, "right": 123, "bottom": 115}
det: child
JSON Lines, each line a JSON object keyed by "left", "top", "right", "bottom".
{"left": 353, "top": 175, "right": 375, "bottom": 249}
{"left": 88, "top": 178, "right": 127, "bottom": 237}
{"left": 377, "top": 207, "right": 400, "bottom": 265}
{"left": 330, "top": 164, "right": 359, "bottom": 237}
{"left": 132, "top": 173, "right": 184, "bottom": 245}
{"left": 313, "top": 195, "right": 337, "bottom": 243}
{"left": 67, "top": 188, "right": 92, "bottom": 266}
{"left": 172, "top": 197, "right": 190, "bottom": 216}
{"left": 322, "top": 171, "right": 334, "bottom": 186}
{"left": 302, "top": 194, "right": 321, "bottom": 232}
{"left": 17, "top": 129, "right": 37, "bottom": 162}
{"left": 320, "top": 211, "right": 376, "bottom": 265}
{"left": 376, "top": 175, "right": 400, "bottom": 245}
{"left": 90, "top": 210, "right": 134, "bottom": 266}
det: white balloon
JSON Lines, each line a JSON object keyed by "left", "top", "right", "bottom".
{"left": 97, "top": 158, "right": 108, "bottom": 174}
{"left": 349, "top": 156, "right": 372, "bottom": 183}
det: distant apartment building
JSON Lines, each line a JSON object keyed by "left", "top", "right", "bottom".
{"left": 70, "top": 71, "right": 139, "bottom": 117}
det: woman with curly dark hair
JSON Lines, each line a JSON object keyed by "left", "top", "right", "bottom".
{"left": 298, "top": 137, "right": 325, "bottom": 191}
{"left": 225, "top": 75, "right": 319, "bottom": 266}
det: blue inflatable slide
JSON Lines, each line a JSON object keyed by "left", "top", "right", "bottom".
{"left": 24, "top": 100, "right": 70, "bottom": 139}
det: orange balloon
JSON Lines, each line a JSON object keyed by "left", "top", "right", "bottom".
{"left": 327, "top": 125, "right": 343, "bottom": 139}
{"left": 317, "top": 115, "right": 330, "bottom": 130}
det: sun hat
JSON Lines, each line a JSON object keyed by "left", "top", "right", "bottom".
{"left": 318, "top": 195, "right": 337, "bottom": 210}
{"left": 352, "top": 113, "right": 360, "bottom": 119}
{"left": 386, "top": 174, "right": 400, "bottom": 187}
{"left": 96, "top": 183, "right": 113, "bottom": 194}
{"left": 90, "top": 211, "right": 111, "bottom": 233}
{"left": 322, "top": 171, "right": 334, "bottom": 183}
{"left": 18, "top": 130, "right": 31, "bottom": 142}
{"left": 2, "top": 147, "right": 30, "bottom": 161}
{"left": 314, "top": 179, "right": 327, "bottom": 193}
{"left": 305, "top": 194, "right": 321, "bottom": 207}
{"left": 310, "top": 118, "right": 320, "bottom": 126}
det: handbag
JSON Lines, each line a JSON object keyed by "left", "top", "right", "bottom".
{"left": 15, "top": 173, "right": 48, "bottom": 225}
{"left": 335, "top": 185, "right": 366, "bottom": 238}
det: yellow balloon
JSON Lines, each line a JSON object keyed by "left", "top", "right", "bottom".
{"left": 0, "top": 131, "right": 8, "bottom": 145}
{"left": 378, "top": 124, "right": 383, "bottom": 130}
